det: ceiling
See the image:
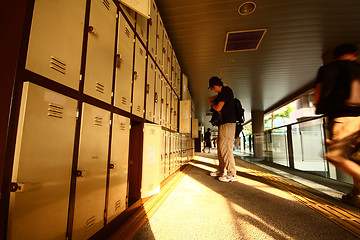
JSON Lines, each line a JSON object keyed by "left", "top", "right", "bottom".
{"left": 154, "top": 0, "right": 360, "bottom": 130}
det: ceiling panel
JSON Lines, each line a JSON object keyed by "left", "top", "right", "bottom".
{"left": 155, "top": 0, "right": 360, "bottom": 129}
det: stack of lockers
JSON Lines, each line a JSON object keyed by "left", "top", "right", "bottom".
{"left": 6, "top": 0, "right": 194, "bottom": 239}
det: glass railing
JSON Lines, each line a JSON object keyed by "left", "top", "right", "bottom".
{"left": 238, "top": 116, "right": 353, "bottom": 184}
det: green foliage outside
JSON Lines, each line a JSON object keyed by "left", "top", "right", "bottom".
{"left": 264, "top": 102, "right": 296, "bottom": 130}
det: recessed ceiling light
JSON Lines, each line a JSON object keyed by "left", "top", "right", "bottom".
{"left": 238, "top": 1, "right": 256, "bottom": 16}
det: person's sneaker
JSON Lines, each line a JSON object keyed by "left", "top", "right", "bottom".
{"left": 210, "top": 171, "right": 222, "bottom": 177}
{"left": 218, "top": 175, "right": 238, "bottom": 182}
{"left": 342, "top": 187, "right": 360, "bottom": 208}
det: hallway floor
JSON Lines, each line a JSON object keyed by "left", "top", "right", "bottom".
{"left": 122, "top": 152, "right": 360, "bottom": 239}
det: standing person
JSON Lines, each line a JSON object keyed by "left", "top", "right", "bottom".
{"left": 203, "top": 128, "right": 212, "bottom": 153}
{"left": 207, "top": 76, "right": 238, "bottom": 182}
{"left": 315, "top": 43, "right": 360, "bottom": 207}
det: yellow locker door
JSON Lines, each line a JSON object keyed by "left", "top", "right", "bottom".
{"left": 25, "top": 0, "right": 86, "bottom": 90}
{"left": 141, "top": 124, "right": 162, "bottom": 198}
{"left": 107, "top": 114, "right": 130, "bottom": 222}
{"left": 72, "top": 103, "right": 110, "bottom": 240}
{"left": 156, "top": 14, "right": 164, "bottom": 70}
{"left": 136, "top": 13, "right": 148, "bottom": 44}
{"left": 161, "top": 78, "right": 167, "bottom": 127}
{"left": 132, "top": 38, "right": 146, "bottom": 118}
{"left": 84, "top": 0, "right": 117, "bottom": 103}
{"left": 148, "top": 0, "right": 158, "bottom": 58}
{"left": 8, "top": 82, "right": 77, "bottom": 240}
{"left": 114, "top": 14, "right": 134, "bottom": 112}
{"left": 154, "top": 69, "right": 162, "bottom": 124}
{"left": 146, "top": 58, "right": 156, "bottom": 121}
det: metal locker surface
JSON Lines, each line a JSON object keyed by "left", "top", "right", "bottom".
{"left": 136, "top": 13, "right": 148, "bottom": 43}
{"left": 107, "top": 114, "right": 130, "bottom": 222}
{"left": 166, "top": 87, "right": 171, "bottom": 129}
{"left": 179, "top": 100, "right": 191, "bottom": 134}
{"left": 160, "top": 129, "right": 166, "bottom": 181}
{"left": 163, "top": 32, "right": 169, "bottom": 77}
{"left": 84, "top": 0, "right": 117, "bottom": 104}
{"left": 72, "top": 103, "right": 110, "bottom": 240}
{"left": 154, "top": 69, "right": 162, "bottom": 124}
{"left": 120, "top": 3, "right": 136, "bottom": 28}
{"left": 148, "top": 0, "right": 158, "bottom": 58}
{"left": 114, "top": 13, "right": 134, "bottom": 112}
{"left": 145, "top": 58, "right": 156, "bottom": 121}
{"left": 8, "top": 82, "right": 77, "bottom": 240}
{"left": 132, "top": 38, "right": 146, "bottom": 118}
{"left": 156, "top": 14, "right": 164, "bottom": 69}
{"left": 164, "top": 131, "right": 170, "bottom": 178}
{"left": 141, "top": 124, "right": 162, "bottom": 198}
{"left": 160, "top": 79, "right": 167, "bottom": 127}
{"left": 25, "top": 0, "right": 86, "bottom": 90}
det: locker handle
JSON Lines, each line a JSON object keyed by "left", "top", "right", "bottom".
{"left": 133, "top": 71, "right": 138, "bottom": 80}
{"left": 9, "top": 182, "right": 39, "bottom": 192}
{"left": 146, "top": 84, "right": 150, "bottom": 94}
{"left": 76, "top": 170, "right": 84, "bottom": 177}
{"left": 116, "top": 54, "right": 122, "bottom": 68}
{"left": 149, "top": 18, "right": 153, "bottom": 26}
{"left": 154, "top": 92, "right": 158, "bottom": 103}
{"left": 9, "top": 182, "right": 20, "bottom": 192}
{"left": 88, "top": 26, "right": 97, "bottom": 36}
{"left": 109, "top": 164, "right": 115, "bottom": 169}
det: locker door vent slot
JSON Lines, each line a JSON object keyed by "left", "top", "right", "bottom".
{"left": 119, "top": 123, "right": 126, "bottom": 131}
{"left": 121, "top": 97, "right": 127, "bottom": 105}
{"left": 86, "top": 216, "right": 96, "bottom": 230}
{"left": 102, "top": 0, "right": 110, "bottom": 10}
{"left": 115, "top": 200, "right": 121, "bottom": 211}
{"left": 94, "top": 116, "right": 103, "bottom": 126}
{"left": 150, "top": 129, "right": 155, "bottom": 135}
{"left": 50, "top": 56, "right": 66, "bottom": 74}
{"left": 150, "top": 63, "right": 154, "bottom": 70}
{"left": 139, "top": 47, "right": 144, "bottom": 56}
{"left": 96, "top": 82, "right": 105, "bottom": 94}
{"left": 136, "top": 106, "right": 141, "bottom": 113}
{"left": 125, "top": 27, "right": 131, "bottom": 38}
{"left": 147, "top": 184, "right": 153, "bottom": 191}
{"left": 48, "top": 103, "right": 64, "bottom": 118}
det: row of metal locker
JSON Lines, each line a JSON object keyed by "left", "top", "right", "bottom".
{"left": 9, "top": 82, "right": 194, "bottom": 240}
{"left": 25, "top": 0, "right": 182, "bottom": 130}
{"left": 6, "top": 0, "right": 195, "bottom": 239}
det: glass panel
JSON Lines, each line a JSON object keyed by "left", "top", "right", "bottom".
{"left": 292, "top": 118, "right": 328, "bottom": 176}
{"left": 271, "top": 127, "right": 289, "bottom": 167}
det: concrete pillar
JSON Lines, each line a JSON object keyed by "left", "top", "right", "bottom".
{"left": 251, "top": 110, "right": 264, "bottom": 159}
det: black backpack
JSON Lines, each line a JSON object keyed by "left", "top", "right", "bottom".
{"left": 234, "top": 98, "right": 245, "bottom": 138}
{"left": 234, "top": 98, "right": 245, "bottom": 123}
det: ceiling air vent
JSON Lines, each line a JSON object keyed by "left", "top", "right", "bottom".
{"left": 224, "top": 29, "right": 267, "bottom": 52}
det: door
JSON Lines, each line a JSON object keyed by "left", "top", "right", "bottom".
{"left": 107, "top": 114, "right": 130, "bottom": 222}
{"left": 132, "top": 38, "right": 146, "bottom": 118}
{"left": 141, "top": 124, "right": 162, "bottom": 198}
{"left": 72, "top": 103, "right": 110, "bottom": 240}
{"left": 25, "top": 0, "right": 86, "bottom": 90}
{"left": 84, "top": 0, "right": 117, "bottom": 104}
{"left": 8, "top": 82, "right": 77, "bottom": 240}
{"left": 145, "top": 58, "right": 156, "bottom": 121}
{"left": 114, "top": 13, "right": 134, "bottom": 112}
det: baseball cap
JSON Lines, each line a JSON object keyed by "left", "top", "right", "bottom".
{"left": 208, "top": 76, "right": 223, "bottom": 89}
